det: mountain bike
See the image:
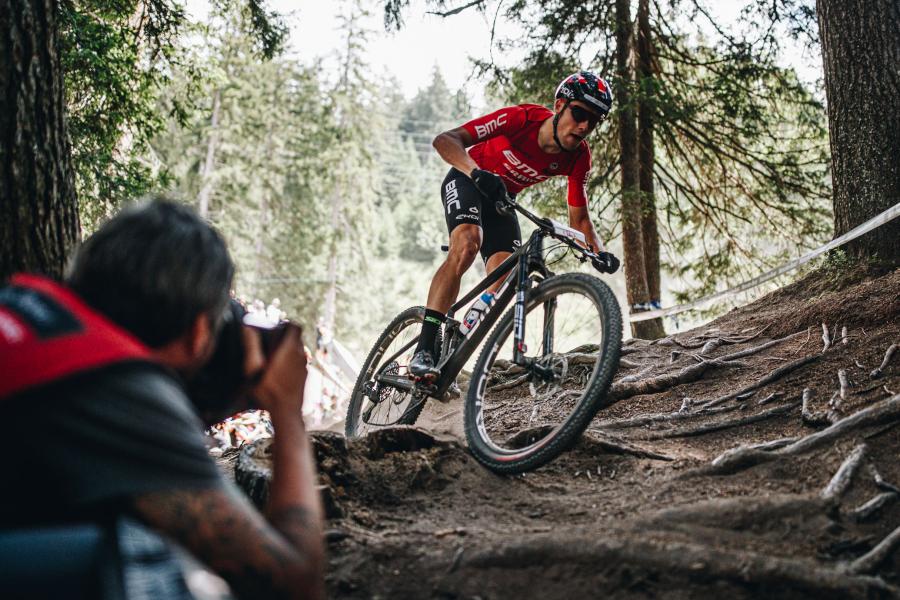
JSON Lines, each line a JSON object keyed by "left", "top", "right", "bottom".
{"left": 345, "top": 196, "right": 622, "bottom": 473}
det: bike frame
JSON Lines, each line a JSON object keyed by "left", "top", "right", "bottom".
{"left": 374, "top": 198, "right": 599, "bottom": 403}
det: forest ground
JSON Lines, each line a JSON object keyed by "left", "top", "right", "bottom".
{"left": 226, "top": 266, "right": 900, "bottom": 599}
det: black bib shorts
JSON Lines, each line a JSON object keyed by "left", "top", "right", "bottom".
{"left": 440, "top": 168, "right": 522, "bottom": 262}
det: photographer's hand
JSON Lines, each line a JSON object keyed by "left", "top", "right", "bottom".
{"left": 249, "top": 323, "right": 308, "bottom": 413}
{"left": 251, "top": 323, "right": 324, "bottom": 597}
{"left": 134, "top": 322, "right": 325, "bottom": 600}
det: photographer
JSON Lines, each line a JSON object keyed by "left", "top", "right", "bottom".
{"left": 0, "top": 198, "right": 324, "bottom": 600}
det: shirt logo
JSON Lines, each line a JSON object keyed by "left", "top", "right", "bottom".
{"left": 501, "top": 149, "right": 549, "bottom": 184}
{"left": 474, "top": 113, "right": 507, "bottom": 139}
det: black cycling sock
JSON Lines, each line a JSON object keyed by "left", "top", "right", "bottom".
{"left": 416, "top": 308, "right": 445, "bottom": 356}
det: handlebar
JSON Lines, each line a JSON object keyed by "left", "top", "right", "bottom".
{"left": 496, "top": 195, "right": 620, "bottom": 275}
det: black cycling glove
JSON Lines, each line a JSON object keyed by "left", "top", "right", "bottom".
{"left": 471, "top": 168, "right": 508, "bottom": 209}
{"left": 592, "top": 251, "right": 620, "bottom": 274}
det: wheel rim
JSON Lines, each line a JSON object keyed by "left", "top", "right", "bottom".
{"left": 472, "top": 283, "right": 608, "bottom": 459}
{"left": 351, "top": 315, "right": 421, "bottom": 435}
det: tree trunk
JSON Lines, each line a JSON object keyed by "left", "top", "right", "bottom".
{"left": 0, "top": 0, "right": 79, "bottom": 281}
{"left": 197, "top": 88, "right": 222, "bottom": 219}
{"left": 636, "top": 0, "right": 665, "bottom": 339}
{"left": 817, "top": 0, "right": 900, "bottom": 266}
{"left": 323, "top": 185, "right": 342, "bottom": 334}
{"left": 615, "top": 0, "right": 655, "bottom": 339}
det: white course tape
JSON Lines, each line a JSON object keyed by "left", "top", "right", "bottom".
{"left": 630, "top": 202, "right": 900, "bottom": 323}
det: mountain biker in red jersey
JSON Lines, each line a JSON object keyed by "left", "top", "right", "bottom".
{"left": 409, "top": 70, "right": 621, "bottom": 379}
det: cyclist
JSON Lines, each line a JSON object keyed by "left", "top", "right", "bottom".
{"left": 410, "top": 70, "right": 620, "bottom": 380}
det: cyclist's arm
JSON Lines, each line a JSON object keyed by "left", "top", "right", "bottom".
{"left": 566, "top": 151, "right": 605, "bottom": 252}
{"left": 568, "top": 204, "right": 606, "bottom": 253}
{"left": 432, "top": 126, "right": 479, "bottom": 175}
{"left": 434, "top": 106, "right": 527, "bottom": 178}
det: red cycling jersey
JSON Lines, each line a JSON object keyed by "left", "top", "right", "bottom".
{"left": 460, "top": 104, "right": 592, "bottom": 207}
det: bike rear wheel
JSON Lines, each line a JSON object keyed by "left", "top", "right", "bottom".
{"left": 345, "top": 306, "right": 429, "bottom": 437}
{"left": 465, "top": 273, "right": 622, "bottom": 473}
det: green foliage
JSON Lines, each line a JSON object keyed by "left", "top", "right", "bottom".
{"left": 59, "top": 0, "right": 290, "bottom": 231}
{"left": 463, "top": 0, "right": 832, "bottom": 305}
{"left": 152, "top": 0, "right": 334, "bottom": 334}
{"left": 58, "top": 0, "right": 183, "bottom": 228}
{"left": 146, "top": 0, "right": 459, "bottom": 353}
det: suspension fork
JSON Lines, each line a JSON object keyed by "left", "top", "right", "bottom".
{"left": 512, "top": 231, "right": 547, "bottom": 366}
{"left": 542, "top": 298, "right": 557, "bottom": 357}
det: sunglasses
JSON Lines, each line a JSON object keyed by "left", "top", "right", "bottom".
{"left": 568, "top": 104, "right": 607, "bottom": 128}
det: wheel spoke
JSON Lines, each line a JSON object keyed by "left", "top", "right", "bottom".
{"left": 465, "top": 275, "right": 622, "bottom": 473}
{"left": 346, "top": 308, "right": 433, "bottom": 437}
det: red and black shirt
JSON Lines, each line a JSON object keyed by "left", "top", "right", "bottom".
{"left": 460, "top": 103, "right": 592, "bottom": 207}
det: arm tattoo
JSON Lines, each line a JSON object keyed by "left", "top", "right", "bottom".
{"left": 269, "top": 506, "right": 320, "bottom": 553}
{"left": 133, "top": 487, "right": 320, "bottom": 600}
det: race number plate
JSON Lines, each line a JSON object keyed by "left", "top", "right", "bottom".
{"left": 549, "top": 219, "right": 587, "bottom": 245}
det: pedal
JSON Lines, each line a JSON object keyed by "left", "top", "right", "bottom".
{"left": 439, "top": 380, "right": 462, "bottom": 403}
{"left": 414, "top": 381, "right": 438, "bottom": 397}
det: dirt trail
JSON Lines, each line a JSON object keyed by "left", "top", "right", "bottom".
{"left": 232, "top": 267, "right": 900, "bottom": 599}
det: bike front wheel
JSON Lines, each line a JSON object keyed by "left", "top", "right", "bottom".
{"left": 345, "top": 306, "right": 428, "bottom": 437}
{"left": 465, "top": 273, "right": 622, "bottom": 473}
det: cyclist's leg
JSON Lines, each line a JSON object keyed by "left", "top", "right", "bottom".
{"left": 480, "top": 193, "right": 522, "bottom": 293}
{"left": 411, "top": 169, "right": 485, "bottom": 378}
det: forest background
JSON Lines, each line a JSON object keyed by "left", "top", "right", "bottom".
{"left": 32, "top": 0, "right": 860, "bottom": 357}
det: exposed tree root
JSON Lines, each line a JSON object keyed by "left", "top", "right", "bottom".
{"left": 668, "top": 326, "right": 772, "bottom": 351}
{"left": 702, "top": 351, "right": 823, "bottom": 409}
{"left": 757, "top": 391, "right": 784, "bottom": 405}
{"left": 837, "top": 369, "right": 851, "bottom": 407}
{"left": 611, "top": 331, "right": 808, "bottom": 403}
{"left": 643, "top": 402, "right": 798, "bottom": 440}
{"left": 595, "top": 403, "right": 737, "bottom": 430}
{"left": 846, "top": 524, "right": 900, "bottom": 575}
{"left": 870, "top": 343, "right": 897, "bottom": 379}
{"left": 850, "top": 492, "right": 899, "bottom": 522}
{"left": 641, "top": 494, "right": 829, "bottom": 531}
{"left": 821, "top": 443, "right": 867, "bottom": 501}
{"left": 489, "top": 373, "right": 529, "bottom": 392}
{"left": 823, "top": 323, "right": 832, "bottom": 352}
{"left": 581, "top": 430, "right": 674, "bottom": 461}
{"left": 802, "top": 388, "right": 836, "bottom": 427}
{"left": 702, "top": 395, "right": 900, "bottom": 476}
{"left": 616, "top": 365, "right": 654, "bottom": 384}
{"left": 747, "top": 437, "right": 798, "bottom": 451}
{"left": 700, "top": 339, "right": 722, "bottom": 355}
{"left": 786, "top": 395, "right": 900, "bottom": 455}
{"left": 874, "top": 472, "right": 900, "bottom": 496}
{"left": 505, "top": 426, "right": 674, "bottom": 461}
{"left": 618, "top": 358, "right": 643, "bottom": 369}
{"left": 462, "top": 533, "right": 895, "bottom": 598}
{"left": 611, "top": 357, "right": 737, "bottom": 401}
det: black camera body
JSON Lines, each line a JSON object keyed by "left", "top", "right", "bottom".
{"left": 187, "top": 299, "right": 288, "bottom": 425}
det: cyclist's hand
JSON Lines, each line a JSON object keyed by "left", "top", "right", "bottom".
{"left": 470, "top": 168, "right": 508, "bottom": 213}
{"left": 591, "top": 251, "right": 620, "bottom": 274}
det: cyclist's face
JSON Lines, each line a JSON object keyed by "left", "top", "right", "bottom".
{"left": 554, "top": 99, "right": 605, "bottom": 150}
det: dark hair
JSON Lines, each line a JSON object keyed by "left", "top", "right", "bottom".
{"left": 66, "top": 197, "right": 235, "bottom": 348}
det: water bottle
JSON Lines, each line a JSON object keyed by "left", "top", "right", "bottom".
{"left": 459, "top": 292, "right": 495, "bottom": 335}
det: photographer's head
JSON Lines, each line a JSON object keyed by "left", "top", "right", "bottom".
{"left": 66, "top": 197, "right": 234, "bottom": 368}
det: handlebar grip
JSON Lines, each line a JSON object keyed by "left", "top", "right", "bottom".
{"left": 591, "top": 252, "right": 621, "bottom": 274}
{"left": 495, "top": 196, "right": 512, "bottom": 216}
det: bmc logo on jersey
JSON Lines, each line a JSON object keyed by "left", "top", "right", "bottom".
{"left": 501, "top": 150, "right": 548, "bottom": 183}
{"left": 474, "top": 113, "right": 507, "bottom": 139}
